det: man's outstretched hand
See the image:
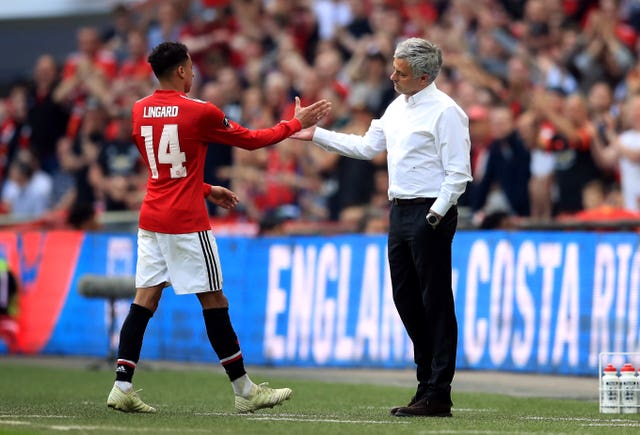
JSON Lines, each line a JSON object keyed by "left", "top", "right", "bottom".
{"left": 294, "top": 96, "right": 331, "bottom": 129}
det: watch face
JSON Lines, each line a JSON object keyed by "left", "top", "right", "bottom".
{"left": 427, "top": 215, "right": 438, "bottom": 225}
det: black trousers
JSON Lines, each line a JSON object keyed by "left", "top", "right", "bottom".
{"left": 387, "top": 199, "right": 458, "bottom": 404}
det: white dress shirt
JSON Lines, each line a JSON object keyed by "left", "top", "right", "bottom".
{"left": 312, "top": 82, "right": 472, "bottom": 216}
{"left": 1, "top": 170, "right": 53, "bottom": 218}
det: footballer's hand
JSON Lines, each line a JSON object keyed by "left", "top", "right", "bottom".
{"left": 294, "top": 96, "right": 332, "bottom": 129}
{"left": 207, "top": 186, "right": 239, "bottom": 209}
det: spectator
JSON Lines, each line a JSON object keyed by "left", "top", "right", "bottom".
{"left": 311, "top": 86, "right": 382, "bottom": 221}
{"left": 470, "top": 26, "right": 510, "bottom": 82}
{"left": 535, "top": 27, "right": 579, "bottom": 95}
{"left": 111, "top": 29, "right": 156, "bottom": 109}
{"left": 479, "top": 210, "right": 517, "bottom": 229}
{"left": 531, "top": 88, "right": 608, "bottom": 215}
{"left": 587, "top": 81, "right": 618, "bottom": 125}
{"left": 54, "top": 26, "right": 117, "bottom": 137}
{"left": 313, "top": 47, "right": 349, "bottom": 104}
{"left": 0, "top": 84, "right": 31, "bottom": 188}
{"left": 60, "top": 26, "right": 118, "bottom": 83}
{"left": 611, "top": 96, "right": 640, "bottom": 212}
{"left": 281, "top": 66, "right": 323, "bottom": 121}
{"left": 518, "top": 0, "right": 563, "bottom": 53}
{"left": 257, "top": 207, "right": 293, "bottom": 236}
{"left": 344, "top": 41, "right": 395, "bottom": 118}
{"left": 93, "top": 113, "right": 145, "bottom": 212}
{"left": 336, "top": 204, "right": 366, "bottom": 233}
{"left": 369, "top": 2, "right": 405, "bottom": 44}
{"left": 26, "top": 55, "right": 69, "bottom": 175}
{"left": 567, "top": 1, "right": 634, "bottom": 92}
{"left": 500, "top": 55, "right": 536, "bottom": 117}
{"left": 313, "top": 0, "right": 352, "bottom": 41}
{"left": 517, "top": 110, "right": 554, "bottom": 220}
{"left": 147, "top": 1, "right": 184, "bottom": 50}
{"left": 56, "top": 101, "right": 108, "bottom": 230}
{"left": 179, "top": 3, "right": 236, "bottom": 76}
{"left": 591, "top": 94, "right": 640, "bottom": 212}
{"left": 466, "top": 104, "right": 492, "bottom": 195}
{"left": 262, "top": 71, "right": 292, "bottom": 125}
{"left": 568, "top": 179, "right": 640, "bottom": 223}
{"left": 252, "top": 138, "right": 303, "bottom": 217}
{"left": 1, "top": 148, "right": 53, "bottom": 220}
{"left": 199, "top": 80, "right": 236, "bottom": 216}
{"left": 400, "top": 0, "right": 440, "bottom": 38}
{"left": 472, "top": 105, "right": 531, "bottom": 218}
{"left": 614, "top": 56, "right": 640, "bottom": 101}
{"left": 361, "top": 205, "right": 389, "bottom": 234}
{"left": 49, "top": 136, "right": 78, "bottom": 217}
{"left": 214, "top": 66, "right": 244, "bottom": 122}
{"left": 101, "top": 3, "right": 137, "bottom": 63}
{"left": 334, "top": 0, "right": 373, "bottom": 55}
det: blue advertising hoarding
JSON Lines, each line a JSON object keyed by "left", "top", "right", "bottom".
{"left": 2, "top": 230, "right": 639, "bottom": 376}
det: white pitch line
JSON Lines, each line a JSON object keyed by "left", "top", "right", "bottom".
{"left": 47, "top": 425, "right": 211, "bottom": 432}
{"left": 0, "top": 421, "right": 31, "bottom": 426}
{"left": 584, "top": 423, "right": 640, "bottom": 428}
{"left": 451, "top": 408, "right": 497, "bottom": 412}
{"left": 523, "top": 415, "right": 640, "bottom": 429}
{"left": 196, "top": 407, "right": 497, "bottom": 421}
{"left": 195, "top": 411, "right": 407, "bottom": 424}
{"left": 0, "top": 415, "right": 70, "bottom": 418}
{"left": 245, "top": 416, "right": 405, "bottom": 424}
{"left": 0, "top": 420, "right": 212, "bottom": 433}
{"left": 523, "top": 416, "right": 638, "bottom": 423}
{"left": 196, "top": 408, "right": 498, "bottom": 425}
{"left": 402, "top": 432, "right": 519, "bottom": 435}
{"left": 331, "top": 408, "right": 497, "bottom": 414}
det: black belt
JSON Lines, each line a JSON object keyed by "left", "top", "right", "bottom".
{"left": 391, "top": 197, "right": 430, "bottom": 206}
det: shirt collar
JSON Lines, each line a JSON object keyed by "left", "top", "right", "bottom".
{"left": 155, "top": 89, "right": 183, "bottom": 95}
{"left": 405, "top": 82, "right": 437, "bottom": 106}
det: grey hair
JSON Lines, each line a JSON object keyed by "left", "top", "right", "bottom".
{"left": 394, "top": 38, "right": 442, "bottom": 84}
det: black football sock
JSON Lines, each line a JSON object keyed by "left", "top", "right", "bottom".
{"left": 203, "top": 307, "right": 246, "bottom": 381}
{"left": 115, "top": 303, "right": 153, "bottom": 382}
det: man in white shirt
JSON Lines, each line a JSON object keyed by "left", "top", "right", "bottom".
{"left": 293, "top": 37, "right": 472, "bottom": 417}
{"left": 1, "top": 151, "right": 53, "bottom": 220}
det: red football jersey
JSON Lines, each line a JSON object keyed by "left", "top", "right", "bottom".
{"left": 132, "top": 89, "right": 301, "bottom": 233}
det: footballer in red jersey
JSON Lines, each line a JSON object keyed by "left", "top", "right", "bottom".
{"left": 132, "top": 85, "right": 318, "bottom": 233}
{"left": 107, "top": 42, "right": 331, "bottom": 414}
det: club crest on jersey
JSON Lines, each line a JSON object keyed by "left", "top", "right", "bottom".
{"left": 223, "top": 117, "right": 230, "bottom": 128}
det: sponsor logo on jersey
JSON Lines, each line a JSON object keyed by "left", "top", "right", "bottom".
{"left": 223, "top": 117, "right": 230, "bottom": 128}
{"left": 142, "top": 106, "right": 179, "bottom": 118}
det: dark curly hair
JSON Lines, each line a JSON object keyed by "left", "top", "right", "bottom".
{"left": 147, "top": 42, "right": 189, "bottom": 80}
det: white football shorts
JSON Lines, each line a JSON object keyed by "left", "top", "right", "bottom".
{"left": 135, "top": 228, "right": 223, "bottom": 294}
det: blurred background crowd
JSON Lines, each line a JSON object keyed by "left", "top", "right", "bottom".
{"left": 2, "top": 0, "right": 640, "bottom": 235}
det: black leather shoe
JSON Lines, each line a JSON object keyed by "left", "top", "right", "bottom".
{"left": 393, "top": 397, "right": 452, "bottom": 417}
{"left": 390, "top": 395, "right": 417, "bottom": 416}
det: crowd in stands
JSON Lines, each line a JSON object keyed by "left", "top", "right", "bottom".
{"left": 2, "top": 0, "right": 640, "bottom": 234}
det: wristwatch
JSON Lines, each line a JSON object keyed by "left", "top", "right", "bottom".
{"left": 426, "top": 212, "right": 440, "bottom": 229}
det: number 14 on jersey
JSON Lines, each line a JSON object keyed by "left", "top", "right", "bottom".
{"left": 141, "top": 124, "right": 187, "bottom": 179}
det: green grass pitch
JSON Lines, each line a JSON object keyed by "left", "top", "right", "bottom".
{"left": 0, "top": 358, "right": 638, "bottom": 434}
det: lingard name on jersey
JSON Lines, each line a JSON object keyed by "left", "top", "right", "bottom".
{"left": 143, "top": 106, "right": 179, "bottom": 118}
